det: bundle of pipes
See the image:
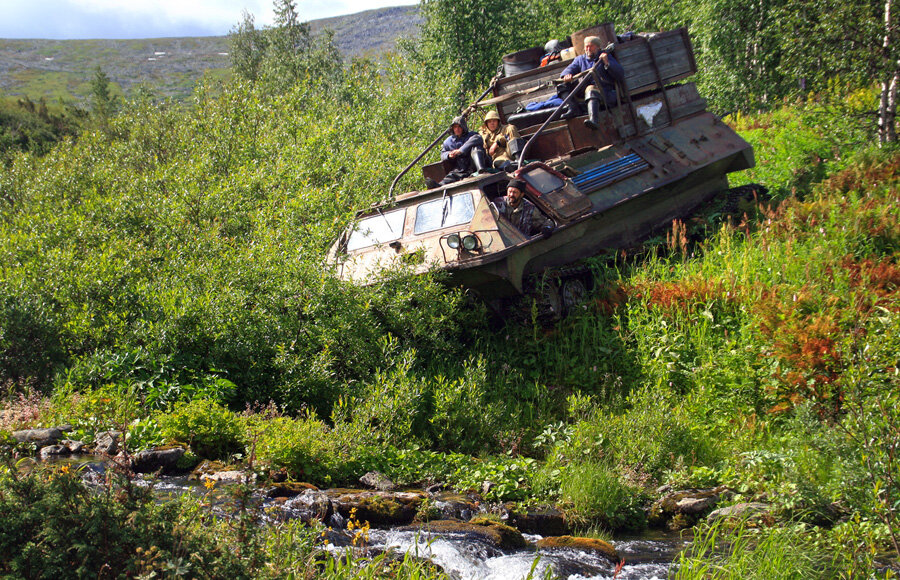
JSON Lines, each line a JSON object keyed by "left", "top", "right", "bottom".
{"left": 571, "top": 153, "right": 649, "bottom": 192}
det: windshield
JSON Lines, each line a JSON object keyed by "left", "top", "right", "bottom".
{"left": 522, "top": 167, "right": 565, "bottom": 195}
{"left": 345, "top": 208, "right": 406, "bottom": 252}
{"left": 414, "top": 192, "right": 476, "bottom": 235}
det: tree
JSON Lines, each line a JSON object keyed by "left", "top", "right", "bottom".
{"left": 780, "top": 0, "right": 899, "bottom": 144}
{"left": 90, "top": 66, "right": 119, "bottom": 126}
{"left": 229, "top": 0, "right": 341, "bottom": 93}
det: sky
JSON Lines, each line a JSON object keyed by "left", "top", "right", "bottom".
{"left": 0, "top": 0, "right": 418, "bottom": 39}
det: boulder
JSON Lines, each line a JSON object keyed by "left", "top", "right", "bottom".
{"left": 359, "top": 470, "right": 396, "bottom": 491}
{"left": 61, "top": 439, "right": 85, "bottom": 454}
{"left": 429, "top": 491, "right": 481, "bottom": 521}
{"left": 201, "top": 470, "right": 250, "bottom": 484}
{"left": 649, "top": 486, "right": 729, "bottom": 530}
{"left": 328, "top": 489, "right": 424, "bottom": 526}
{"left": 94, "top": 431, "right": 122, "bottom": 455}
{"left": 39, "top": 444, "right": 69, "bottom": 459}
{"left": 706, "top": 502, "right": 772, "bottom": 524}
{"left": 536, "top": 536, "right": 620, "bottom": 564}
{"left": 266, "top": 481, "right": 320, "bottom": 498}
{"left": 132, "top": 447, "right": 186, "bottom": 475}
{"left": 12, "top": 427, "right": 63, "bottom": 448}
{"left": 397, "top": 518, "right": 527, "bottom": 550}
{"left": 279, "top": 489, "right": 334, "bottom": 524}
{"left": 507, "top": 505, "right": 570, "bottom": 536}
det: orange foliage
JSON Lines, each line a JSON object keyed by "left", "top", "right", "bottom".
{"left": 629, "top": 277, "right": 739, "bottom": 315}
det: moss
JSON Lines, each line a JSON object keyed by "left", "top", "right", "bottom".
{"left": 266, "top": 481, "right": 320, "bottom": 498}
{"left": 400, "top": 519, "right": 527, "bottom": 550}
{"left": 536, "top": 536, "right": 620, "bottom": 563}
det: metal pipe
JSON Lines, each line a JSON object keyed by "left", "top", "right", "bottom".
{"left": 388, "top": 70, "right": 502, "bottom": 199}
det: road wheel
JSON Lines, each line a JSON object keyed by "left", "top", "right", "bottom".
{"left": 560, "top": 277, "right": 589, "bottom": 313}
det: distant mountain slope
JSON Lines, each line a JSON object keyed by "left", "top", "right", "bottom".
{"left": 0, "top": 4, "right": 421, "bottom": 103}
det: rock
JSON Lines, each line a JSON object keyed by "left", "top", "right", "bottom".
{"left": 649, "top": 487, "right": 725, "bottom": 530}
{"left": 397, "top": 518, "right": 527, "bottom": 550}
{"left": 132, "top": 447, "right": 186, "bottom": 475}
{"left": 12, "top": 427, "right": 63, "bottom": 448}
{"left": 481, "top": 480, "right": 495, "bottom": 495}
{"left": 329, "top": 489, "right": 424, "bottom": 526}
{"left": 425, "top": 482, "right": 447, "bottom": 493}
{"left": 359, "top": 470, "right": 396, "bottom": 491}
{"left": 429, "top": 491, "right": 481, "bottom": 521}
{"left": 267, "top": 481, "right": 320, "bottom": 498}
{"left": 706, "top": 502, "right": 772, "bottom": 523}
{"left": 507, "top": 505, "right": 570, "bottom": 536}
{"left": 536, "top": 536, "right": 621, "bottom": 564}
{"left": 61, "top": 439, "right": 84, "bottom": 454}
{"left": 201, "top": 470, "right": 250, "bottom": 484}
{"left": 280, "top": 489, "right": 334, "bottom": 524}
{"left": 94, "top": 431, "right": 122, "bottom": 455}
{"left": 676, "top": 495, "right": 720, "bottom": 514}
{"left": 39, "top": 444, "right": 69, "bottom": 459}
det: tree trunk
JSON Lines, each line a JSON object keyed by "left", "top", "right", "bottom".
{"left": 880, "top": 0, "right": 898, "bottom": 145}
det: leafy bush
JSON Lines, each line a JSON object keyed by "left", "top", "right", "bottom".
{"left": 253, "top": 413, "right": 336, "bottom": 485}
{"left": 158, "top": 398, "right": 245, "bottom": 459}
{"left": 0, "top": 465, "right": 249, "bottom": 578}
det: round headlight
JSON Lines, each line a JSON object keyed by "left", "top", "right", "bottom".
{"left": 447, "top": 233, "right": 461, "bottom": 249}
{"left": 462, "top": 234, "right": 479, "bottom": 251}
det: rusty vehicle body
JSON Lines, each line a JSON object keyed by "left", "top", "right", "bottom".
{"left": 326, "top": 24, "right": 754, "bottom": 306}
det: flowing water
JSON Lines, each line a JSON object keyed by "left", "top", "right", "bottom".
{"left": 62, "top": 459, "right": 690, "bottom": 579}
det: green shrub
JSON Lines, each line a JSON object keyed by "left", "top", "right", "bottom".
{"left": 253, "top": 414, "right": 336, "bottom": 485}
{"left": 0, "top": 465, "right": 250, "bottom": 579}
{"left": 158, "top": 398, "right": 245, "bottom": 459}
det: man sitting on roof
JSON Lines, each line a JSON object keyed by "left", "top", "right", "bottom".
{"left": 479, "top": 110, "right": 523, "bottom": 173}
{"left": 558, "top": 36, "right": 625, "bottom": 130}
{"left": 491, "top": 179, "right": 554, "bottom": 238}
{"left": 439, "top": 116, "right": 491, "bottom": 185}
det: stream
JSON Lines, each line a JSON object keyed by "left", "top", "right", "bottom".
{"left": 68, "top": 458, "right": 690, "bottom": 579}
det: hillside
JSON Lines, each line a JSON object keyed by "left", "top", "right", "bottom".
{"left": 0, "top": 5, "right": 421, "bottom": 102}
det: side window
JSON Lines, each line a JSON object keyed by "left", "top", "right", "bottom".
{"left": 346, "top": 209, "right": 406, "bottom": 252}
{"left": 414, "top": 192, "right": 476, "bottom": 235}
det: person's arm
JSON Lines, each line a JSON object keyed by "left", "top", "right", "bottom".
{"left": 560, "top": 56, "right": 581, "bottom": 78}
{"left": 440, "top": 137, "right": 453, "bottom": 161}
{"left": 457, "top": 132, "right": 483, "bottom": 155}
{"left": 603, "top": 53, "right": 625, "bottom": 83}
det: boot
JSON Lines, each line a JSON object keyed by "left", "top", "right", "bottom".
{"left": 584, "top": 96, "right": 601, "bottom": 130}
{"left": 471, "top": 148, "right": 493, "bottom": 174}
{"left": 561, "top": 100, "right": 583, "bottom": 120}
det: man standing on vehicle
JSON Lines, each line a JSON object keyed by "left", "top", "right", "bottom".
{"left": 558, "top": 36, "right": 625, "bottom": 130}
{"left": 439, "top": 116, "right": 491, "bottom": 185}
{"left": 492, "top": 179, "right": 554, "bottom": 238}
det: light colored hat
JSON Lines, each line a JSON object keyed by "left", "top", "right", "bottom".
{"left": 484, "top": 110, "right": 501, "bottom": 122}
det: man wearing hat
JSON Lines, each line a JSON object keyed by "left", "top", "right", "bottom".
{"left": 491, "top": 179, "right": 554, "bottom": 237}
{"left": 479, "top": 110, "right": 523, "bottom": 172}
{"left": 559, "top": 36, "right": 625, "bottom": 130}
{"left": 438, "top": 116, "right": 491, "bottom": 185}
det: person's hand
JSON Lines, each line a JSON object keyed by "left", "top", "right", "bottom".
{"left": 562, "top": 73, "right": 573, "bottom": 82}
{"left": 489, "top": 143, "right": 499, "bottom": 155}
{"left": 599, "top": 53, "right": 609, "bottom": 67}
{"left": 448, "top": 149, "right": 460, "bottom": 158}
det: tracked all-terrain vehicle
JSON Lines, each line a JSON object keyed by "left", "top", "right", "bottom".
{"left": 326, "top": 23, "right": 754, "bottom": 312}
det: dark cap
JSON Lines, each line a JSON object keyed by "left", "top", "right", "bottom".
{"left": 507, "top": 179, "right": 527, "bottom": 192}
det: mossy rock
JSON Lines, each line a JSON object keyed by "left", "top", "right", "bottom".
{"left": 536, "top": 536, "right": 620, "bottom": 563}
{"left": 469, "top": 516, "right": 527, "bottom": 549}
{"left": 267, "top": 481, "right": 320, "bottom": 498}
{"left": 397, "top": 519, "right": 527, "bottom": 550}
{"left": 332, "top": 491, "right": 423, "bottom": 526}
